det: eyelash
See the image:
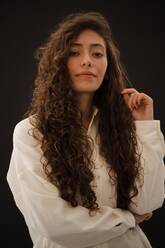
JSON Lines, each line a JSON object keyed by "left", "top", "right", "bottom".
{"left": 69, "top": 51, "right": 79, "bottom": 56}
{"left": 69, "top": 51, "right": 104, "bottom": 58}
{"left": 93, "top": 52, "right": 104, "bottom": 58}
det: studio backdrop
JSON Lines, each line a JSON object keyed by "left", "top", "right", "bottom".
{"left": 1, "top": 1, "right": 164, "bottom": 247}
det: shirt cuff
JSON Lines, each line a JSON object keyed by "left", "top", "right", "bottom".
{"left": 134, "top": 120, "right": 161, "bottom": 136}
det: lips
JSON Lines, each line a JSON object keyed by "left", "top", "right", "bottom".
{"left": 76, "top": 71, "right": 96, "bottom": 77}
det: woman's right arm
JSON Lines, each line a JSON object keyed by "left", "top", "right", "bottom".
{"left": 7, "top": 118, "right": 135, "bottom": 248}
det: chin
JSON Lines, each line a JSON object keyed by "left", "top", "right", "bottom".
{"left": 75, "top": 88, "right": 98, "bottom": 93}
{"left": 73, "top": 84, "right": 100, "bottom": 92}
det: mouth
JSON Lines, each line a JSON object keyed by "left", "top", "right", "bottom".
{"left": 76, "top": 73, "right": 96, "bottom": 77}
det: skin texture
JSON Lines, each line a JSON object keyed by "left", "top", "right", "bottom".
{"left": 121, "top": 88, "right": 154, "bottom": 121}
{"left": 67, "top": 29, "right": 107, "bottom": 94}
{"left": 67, "top": 29, "right": 108, "bottom": 128}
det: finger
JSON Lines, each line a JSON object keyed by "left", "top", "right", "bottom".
{"left": 137, "top": 93, "right": 153, "bottom": 106}
{"left": 136, "top": 93, "right": 143, "bottom": 106}
{"left": 122, "top": 93, "right": 130, "bottom": 107}
{"left": 132, "top": 93, "right": 140, "bottom": 109}
{"left": 137, "top": 93, "right": 152, "bottom": 105}
{"left": 121, "top": 88, "right": 138, "bottom": 95}
{"left": 132, "top": 212, "right": 153, "bottom": 224}
{"left": 143, "top": 213, "right": 153, "bottom": 221}
{"left": 136, "top": 93, "right": 148, "bottom": 106}
{"left": 128, "top": 93, "right": 137, "bottom": 111}
{"left": 146, "top": 212, "right": 153, "bottom": 219}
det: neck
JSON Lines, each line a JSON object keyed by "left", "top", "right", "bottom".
{"left": 75, "top": 92, "right": 94, "bottom": 128}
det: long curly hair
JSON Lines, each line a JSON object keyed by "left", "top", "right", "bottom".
{"left": 24, "top": 12, "right": 143, "bottom": 213}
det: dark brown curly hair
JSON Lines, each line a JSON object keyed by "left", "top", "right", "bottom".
{"left": 24, "top": 12, "right": 143, "bottom": 213}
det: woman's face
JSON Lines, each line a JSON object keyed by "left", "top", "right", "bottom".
{"left": 67, "top": 29, "right": 108, "bottom": 93}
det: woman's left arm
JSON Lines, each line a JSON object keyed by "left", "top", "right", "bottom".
{"left": 121, "top": 88, "right": 165, "bottom": 215}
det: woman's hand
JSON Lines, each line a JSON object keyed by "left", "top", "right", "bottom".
{"left": 121, "top": 88, "right": 154, "bottom": 120}
{"left": 131, "top": 212, "right": 153, "bottom": 224}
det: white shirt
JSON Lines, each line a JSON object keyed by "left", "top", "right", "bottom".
{"left": 7, "top": 107, "right": 165, "bottom": 248}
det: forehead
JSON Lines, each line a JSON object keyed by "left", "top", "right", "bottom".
{"left": 71, "top": 29, "right": 106, "bottom": 48}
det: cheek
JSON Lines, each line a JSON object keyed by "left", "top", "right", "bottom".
{"left": 67, "top": 60, "right": 77, "bottom": 77}
{"left": 67, "top": 60, "right": 72, "bottom": 73}
{"left": 97, "top": 61, "right": 108, "bottom": 78}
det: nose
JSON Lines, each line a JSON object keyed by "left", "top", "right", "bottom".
{"left": 80, "top": 54, "right": 92, "bottom": 67}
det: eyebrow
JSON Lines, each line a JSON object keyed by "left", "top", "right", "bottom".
{"left": 70, "top": 42, "right": 105, "bottom": 50}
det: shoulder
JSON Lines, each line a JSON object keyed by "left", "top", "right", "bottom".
{"left": 14, "top": 116, "right": 33, "bottom": 138}
{"left": 13, "top": 115, "right": 41, "bottom": 147}
{"left": 14, "top": 116, "right": 33, "bottom": 132}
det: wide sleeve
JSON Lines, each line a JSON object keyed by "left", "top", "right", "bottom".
{"left": 7, "top": 119, "right": 135, "bottom": 248}
{"left": 129, "top": 120, "right": 165, "bottom": 215}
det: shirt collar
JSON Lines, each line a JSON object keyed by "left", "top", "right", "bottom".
{"left": 87, "top": 106, "right": 99, "bottom": 133}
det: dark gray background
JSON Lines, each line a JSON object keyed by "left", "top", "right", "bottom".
{"left": 1, "top": 1, "right": 164, "bottom": 247}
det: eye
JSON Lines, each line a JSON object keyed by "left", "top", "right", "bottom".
{"left": 93, "top": 52, "right": 104, "bottom": 58}
{"left": 69, "top": 51, "right": 80, "bottom": 56}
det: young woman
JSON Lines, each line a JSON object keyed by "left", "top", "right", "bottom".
{"left": 7, "top": 12, "right": 165, "bottom": 248}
